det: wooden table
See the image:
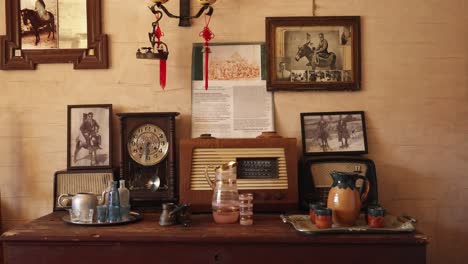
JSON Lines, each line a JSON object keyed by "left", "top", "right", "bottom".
{"left": 1, "top": 212, "right": 427, "bottom": 264}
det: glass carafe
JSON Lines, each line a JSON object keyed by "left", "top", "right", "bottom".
{"left": 205, "top": 161, "right": 239, "bottom": 224}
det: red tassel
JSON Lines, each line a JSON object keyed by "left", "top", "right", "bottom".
{"left": 199, "top": 15, "right": 214, "bottom": 90}
{"left": 160, "top": 59, "right": 166, "bottom": 90}
{"left": 154, "top": 12, "right": 166, "bottom": 90}
{"left": 204, "top": 46, "right": 209, "bottom": 90}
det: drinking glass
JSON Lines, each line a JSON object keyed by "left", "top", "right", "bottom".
{"left": 69, "top": 209, "right": 80, "bottom": 223}
{"left": 96, "top": 205, "right": 108, "bottom": 223}
{"left": 239, "top": 193, "right": 253, "bottom": 226}
{"left": 120, "top": 205, "right": 131, "bottom": 221}
{"left": 79, "top": 209, "right": 94, "bottom": 223}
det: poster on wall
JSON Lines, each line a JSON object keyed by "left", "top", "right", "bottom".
{"left": 191, "top": 43, "right": 275, "bottom": 138}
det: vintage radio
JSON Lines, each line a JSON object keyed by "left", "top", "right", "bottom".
{"left": 53, "top": 169, "right": 115, "bottom": 211}
{"left": 179, "top": 134, "right": 298, "bottom": 212}
{"left": 299, "top": 156, "right": 378, "bottom": 211}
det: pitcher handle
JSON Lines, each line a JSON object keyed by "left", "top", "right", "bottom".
{"left": 357, "top": 176, "right": 370, "bottom": 202}
{"left": 204, "top": 166, "right": 215, "bottom": 189}
{"left": 57, "top": 194, "right": 73, "bottom": 208}
{"left": 99, "top": 189, "right": 109, "bottom": 205}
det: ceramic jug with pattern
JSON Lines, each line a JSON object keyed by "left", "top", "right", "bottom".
{"left": 327, "top": 171, "right": 370, "bottom": 227}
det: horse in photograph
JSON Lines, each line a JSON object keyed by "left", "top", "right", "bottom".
{"left": 21, "top": 9, "right": 56, "bottom": 46}
{"left": 295, "top": 42, "right": 336, "bottom": 70}
{"left": 74, "top": 133, "right": 101, "bottom": 166}
{"left": 74, "top": 112, "right": 102, "bottom": 166}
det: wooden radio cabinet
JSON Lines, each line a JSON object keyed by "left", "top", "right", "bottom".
{"left": 179, "top": 137, "right": 298, "bottom": 212}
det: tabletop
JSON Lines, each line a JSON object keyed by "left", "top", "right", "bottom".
{"left": 1, "top": 212, "right": 428, "bottom": 245}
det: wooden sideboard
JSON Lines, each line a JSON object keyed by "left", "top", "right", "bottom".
{"left": 1, "top": 212, "right": 427, "bottom": 264}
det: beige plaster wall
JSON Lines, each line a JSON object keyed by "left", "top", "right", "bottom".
{"left": 0, "top": 0, "right": 467, "bottom": 262}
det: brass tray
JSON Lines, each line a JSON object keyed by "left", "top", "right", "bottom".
{"left": 281, "top": 214, "right": 416, "bottom": 234}
{"left": 63, "top": 212, "right": 143, "bottom": 226}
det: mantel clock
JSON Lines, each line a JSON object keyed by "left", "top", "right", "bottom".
{"left": 117, "top": 112, "right": 179, "bottom": 208}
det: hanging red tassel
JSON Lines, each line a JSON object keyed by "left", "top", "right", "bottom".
{"left": 154, "top": 13, "right": 166, "bottom": 90}
{"left": 199, "top": 15, "right": 215, "bottom": 90}
{"left": 159, "top": 52, "right": 167, "bottom": 89}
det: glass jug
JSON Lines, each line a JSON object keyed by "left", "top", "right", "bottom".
{"left": 205, "top": 161, "right": 239, "bottom": 224}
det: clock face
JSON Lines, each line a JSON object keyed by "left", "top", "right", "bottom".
{"left": 127, "top": 124, "right": 169, "bottom": 166}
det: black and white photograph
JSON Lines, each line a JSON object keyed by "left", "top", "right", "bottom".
{"left": 301, "top": 111, "right": 368, "bottom": 156}
{"left": 67, "top": 104, "right": 113, "bottom": 170}
{"left": 266, "top": 16, "right": 361, "bottom": 91}
{"left": 276, "top": 61, "right": 291, "bottom": 80}
{"left": 291, "top": 70, "right": 307, "bottom": 82}
{"left": 20, "top": 0, "right": 58, "bottom": 49}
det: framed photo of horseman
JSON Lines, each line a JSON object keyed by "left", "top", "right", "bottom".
{"left": 67, "top": 104, "right": 113, "bottom": 170}
{"left": 266, "top": 16, "right": 361, "bottom": 91}
{"left": 20, "top": 0, "right": 58, "bottom": 49}
{"left": 300, "top": 111, "right": 368, "bottom": 156}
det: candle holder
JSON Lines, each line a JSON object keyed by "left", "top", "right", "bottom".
{"left": 137, "top": 0, "right": 217, "bottom": 90}
{"left": 150, "top": 0, "right": 215, "bottom": 27}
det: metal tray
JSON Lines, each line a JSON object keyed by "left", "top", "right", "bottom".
{"left": 63, "top": 211, "right": 143, "bottom": 226}
{"left": 281, "top": 214, "right": 416, "bottom": 234}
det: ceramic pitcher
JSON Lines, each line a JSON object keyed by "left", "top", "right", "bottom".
{"left": 327, "top": 171, "right": 370, "bottom": 227}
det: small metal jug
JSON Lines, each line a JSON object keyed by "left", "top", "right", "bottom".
{"left": 159, "top": 203, "right": 191, "bottom": 226}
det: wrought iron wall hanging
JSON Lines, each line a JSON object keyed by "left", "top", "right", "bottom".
{"left": 136, "top": 0, "right": 216, "bottom": 90}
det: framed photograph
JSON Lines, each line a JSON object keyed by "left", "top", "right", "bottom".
{"left": 300, "top": 111, "right": 368, "bottom": 156}
{"left": 67, "top": 104, "right": 112, "bottom": 170}
{"left": 20, "top": 0, "right": 59, "bottom": 49}
{"left": 266, "top": 16, "right": 361, "bottom": 91}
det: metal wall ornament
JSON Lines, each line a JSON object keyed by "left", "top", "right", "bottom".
{"left": 136, "top": 0, "right": 217, "bottom": 90}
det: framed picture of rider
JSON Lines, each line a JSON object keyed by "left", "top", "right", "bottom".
{"left": 300, "top": 111, "right": 368, "bottom": 156}
{"left": 20, "top": 0, "right": 58, "bottom": 49}
{"left": 67, "top": 104, "right": 113, "bottom": 170}
{"left": 266, "top": 16, "right": 361, "bottom": 91}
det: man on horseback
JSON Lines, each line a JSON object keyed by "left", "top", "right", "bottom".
{"left": 337, "top": 115, "right": 350, "bottom": 148}
{"left": 315, "top": 33, "right": 331, "bottom": 65}
{"left": 34, "top": 0, "right": 50, "bottom": 21}
{"left": 80, "top": 112, "right": 102, "bottom": 148}
{"left": 317, "top": 115, "right": 330, "bottom": 150}
{"left": 73, "top": 112, "right": 102, "bottom": 164}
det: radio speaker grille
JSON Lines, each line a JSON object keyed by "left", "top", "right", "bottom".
{"left": 190, "top": 148, "right": 288, "bottom": 190}
{"left": 54, "top": 170, "right": 114, "bottom": 211}
{"left": 299, "top": 157, "right": 378, "bottom": 211}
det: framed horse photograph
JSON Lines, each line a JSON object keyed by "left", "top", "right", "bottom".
{"left": 20, "top": 0, "right": 58, "bottom": 49}
{"left": 300, "top": 111, "right": 368, "bottom": 156}
{"left": 266, "top": 16, "right": 361, "bottom": 91}
{"left": 67, "top": 104, "right": 113, "bottom": 170}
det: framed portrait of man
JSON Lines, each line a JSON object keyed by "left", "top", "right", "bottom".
{"left": 67, "top": 104, "right": 113, "bottom": 170}
{"left": 266, "top": 16, "right": 361, "bottom": 91}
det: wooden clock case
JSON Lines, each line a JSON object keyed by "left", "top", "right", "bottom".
{"left": 117, "top": 112, "right": 179, "bottom": 209}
